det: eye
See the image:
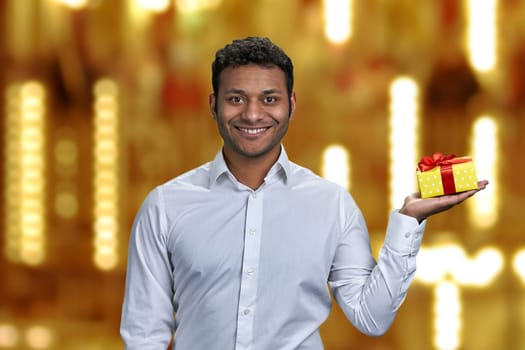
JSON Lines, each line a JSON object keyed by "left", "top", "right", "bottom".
{"left": 264, "top": 96, "right": 278, "bottom": 104}
{"left": 228, "top": 96, "right": 243, "bottom": 104}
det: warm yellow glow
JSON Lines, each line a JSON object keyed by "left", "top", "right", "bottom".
{"left": 416, "top": 243, "right": 504, "bottom": 287}
{"left": 20, "top": 82, "right": 46, "bottom": 266}
{"left": 136, "top": 0, "right": 170, "bottom": 12}
{"left": 5, "top": 84, "right": 22, "bottom": 262}
{"left": 321, "top": 144, "right": 350, "bottom": 190}
{"left": 323, "top": 0, "right": 353, "bottom": 44}
{"left": 127, "top": 0, "right": 153, "bottom": 27}
{"left": 54, "top": 138, "right": 78, "bottom": 179}
{"left": 416, "top": 241, "right": 504, "bottom": 350}
{"left": 6, "top": 0, "right": 34, "bottom": 61}
{"left": 54, "top": 139, "right": 77, "bottom": 165}
{"left": 434, "top": 280, "right": 461, "bottom": 350}
{"left": 453, "top": 247, "right": 503, "bottom": 286}
{"left": 4, "top": 81, "right": 46, "bottom": 265}
{"left": 25, "top": 325, "right": 53, "bottom": 349}
{"left": 512, "top": 249, "right": 525, "bottom": 285}
{"left": 93, "top": 79, "right": 120, "bottom": 271}
{"left": 416, "top": 244, "right": 462, "bottom": 284}
{"left": 54, "top": 191, "right": 78, "bottom": 219}
{"left": 52, "top": 0, "right": 89, "bottom": 9}
{"left": 176, "top": 0, "right": 222, "bottom": 14}
{"left": 53, "top": 137, "right": 78, "bottom": 219}
{"left": 468, "top": 116, "right": 498, "bottom": 228}
{"left": 389, "top": 77, "right": 419, "bottom": 210}
{"left": 0, "top": 324, "right": 19, "bottom": 347}
{"left": 465, "top": 0, "right": 498, "bottom": 73}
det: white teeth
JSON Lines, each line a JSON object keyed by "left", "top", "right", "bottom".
{"left": 239, "top": 127, "right": 267, "bottom": 134}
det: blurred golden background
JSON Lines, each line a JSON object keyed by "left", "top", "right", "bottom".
{"left": 1, "top": 0, "right": 525, "bottom": 349}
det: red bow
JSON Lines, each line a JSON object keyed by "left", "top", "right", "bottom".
{"left": 417, "top": 153, "right": 471, "bottom": 172}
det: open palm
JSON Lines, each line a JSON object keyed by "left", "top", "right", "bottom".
{"left": 400, "top": 180, "right": 490, "bottom": 222}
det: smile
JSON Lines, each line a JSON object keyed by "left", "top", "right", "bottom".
{"left": 237, "top": 127, "right": 269, "bottom": 135}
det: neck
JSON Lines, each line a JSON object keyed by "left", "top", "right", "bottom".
{"left": 223, "top": 148, "right": 280, "bottom": 190}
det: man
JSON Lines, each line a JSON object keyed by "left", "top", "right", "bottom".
{"left": 120, "top": 36, "right": 488, "bottom": 350}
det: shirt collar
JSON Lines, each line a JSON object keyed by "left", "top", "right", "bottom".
{"left": 209, "top": 145, "right": 291, "bottom": 188}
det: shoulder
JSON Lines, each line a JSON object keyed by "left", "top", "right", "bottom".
{"left": 160, "top": 161, "right": 213, "bottom": 191}
{"left": 286, "top": 161, "right": 357, "bottom": 204}
{"left": 138, "top": 162, "right": 213, "bottom": 210}
{"left": 288, "top": 161, "right": 345, "bottom": 191}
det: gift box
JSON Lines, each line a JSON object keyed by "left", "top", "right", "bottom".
{"left": 416, "top": 153, "right": 478, "bottom": 198}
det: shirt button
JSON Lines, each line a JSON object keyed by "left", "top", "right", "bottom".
{"left": 243, "top": 309, "right": 250, "bottom": 315}
{"left": 246, "top": 268, "right": 255, "bottom": 276}
{"left": 404, "top": 232, "right": 411, "bottom": 238}
{"left": 249, "top": 228, "right": 256, "bottom": 236}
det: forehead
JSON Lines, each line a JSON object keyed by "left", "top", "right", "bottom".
{"left": 218, "top": 65, "right": 287, "bottom": 92}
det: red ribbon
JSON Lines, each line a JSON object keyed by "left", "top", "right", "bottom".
{"left": 417, "top": 153, "right": 472, "bottom": 195}
{"left": 417, "top": 153, "right": 471, "bottom": 171}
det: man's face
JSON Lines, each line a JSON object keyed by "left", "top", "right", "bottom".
{"left": 210, "top": 65, "right": 296, "bottom": 162}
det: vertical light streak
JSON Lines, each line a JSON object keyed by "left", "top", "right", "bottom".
{"left": 434, "top": 281, "right": 461, "bottom": 350}
{"left": 323, "top": 0, "right": 353, "bottom": 44}
{"left": 388, "top": 77, "right": 419, "bottom": 210}
{"left": 512, "top": 249, "right": 525, "bottom": 285}
{"left": 465, "top": 0, "right": 498, "bottom": 73}
{"left": 321, "top": 144, "right": 351, "bottom": 190}
{"left": 468, "top": 116, "right": 498, "bottom": 228}
{"left": 416, "top": 242, "right": 504, "bottom": 350}
{"left": 19, "top": 83, "right": 47, "bottom": 266}
{"left": 4, "top": 82, "right": 46, "bottom": 265}
{"left": 93, "top": 79, "right": 120, "bottom": 270}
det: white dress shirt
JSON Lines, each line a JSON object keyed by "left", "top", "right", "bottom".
{"left": 120, "top": 146, "right": 426, "bottom": 350}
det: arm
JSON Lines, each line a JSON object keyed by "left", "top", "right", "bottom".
{"left": 329, "top": 207, "right": 424, "bottom": 336}
{"left": 329, "top": 180, "right": 488, "bottom": 336}
{"left": 120, "top": 188, "right": 175, "bottom": 350}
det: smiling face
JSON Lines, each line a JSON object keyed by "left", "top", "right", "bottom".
{"left": 210, "top": 64, "right": 296, "bottom": 164}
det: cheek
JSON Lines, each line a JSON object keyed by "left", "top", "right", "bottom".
{"left": 215, "top": 114, "right": 232, "bottom": 133}
{"left": 216, "top": 106, "right": 239, "bottom": 123}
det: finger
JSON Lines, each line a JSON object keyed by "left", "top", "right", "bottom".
{"left": 441, "top": 179, "right": 489, "bottom": 204}
{"left": 477, "top": 180, "right": 489, "bottom": 190}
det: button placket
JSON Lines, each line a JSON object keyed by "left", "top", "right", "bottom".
{"left": 235, "top": 191, "right": 264, "bottom": 349}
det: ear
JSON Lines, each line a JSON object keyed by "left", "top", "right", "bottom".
{"left": 289, "top": 92, "right": 297, "bottom": 120}
{"left": 209, "top": 93, "right": 217, "bottom": 119}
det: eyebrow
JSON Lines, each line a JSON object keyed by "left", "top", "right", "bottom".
{"left": 224, "top": 88, "right": 283, "bottom": 95}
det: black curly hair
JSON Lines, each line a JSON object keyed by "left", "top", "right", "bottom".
{"left": 211, "top": 37, "right": 294, "bottom": 98}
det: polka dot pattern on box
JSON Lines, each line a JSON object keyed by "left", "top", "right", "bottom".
{"left": 417, "top": 161, "right": 478, "bottom": 198}
{"left": 417, "top": 167, "right": 444, "bottom": 198}
{"left": 452, "top": 162, "right": 478, "bottom": 192}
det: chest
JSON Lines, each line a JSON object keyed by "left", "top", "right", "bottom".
{"left": 165, "top": 188, "right": 342, "bottom": 286}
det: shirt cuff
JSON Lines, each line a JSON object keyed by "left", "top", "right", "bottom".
{"left": 384, "top": 210, "right": 426, "bottom": 256}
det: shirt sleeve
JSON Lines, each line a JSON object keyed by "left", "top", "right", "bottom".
{"left": 120, "top": 188, "right": 175, "bottom": 349}
{"left": 328, "top": 194, "right": 426, "bottom": 336}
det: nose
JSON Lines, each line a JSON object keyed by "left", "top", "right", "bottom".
{"left": 243, "top": 100, "right": 264, "bottom": 122}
